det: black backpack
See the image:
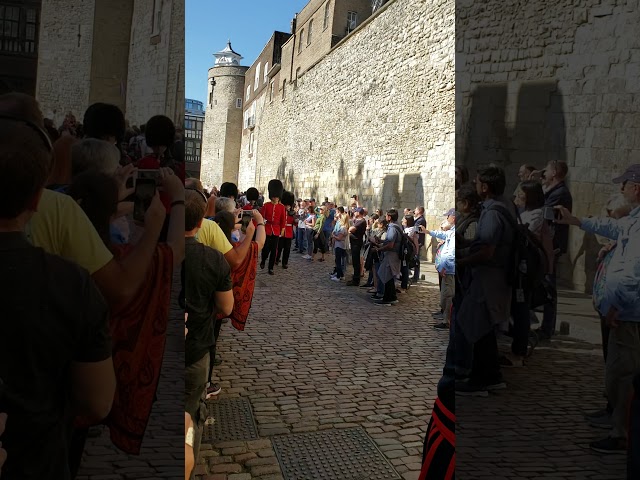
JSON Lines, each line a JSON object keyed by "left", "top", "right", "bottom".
{"left": 390, "top": 224, "right": 418, "bottom": 269}
{"left": 485, "top": 204, "right": 548, "bottom": 295}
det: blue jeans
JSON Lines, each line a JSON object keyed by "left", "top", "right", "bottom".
{"left": 296, "top": 227, "right": 306, "bottom": 253}
{"left": 541, "top": 255, "right": 560, "bottom": 335}
{"left": 374, "top": 261, "right": 384, "bottom": 296}
{"left": 412, "top": 248, "right": 422, "bottom": 281}
{"left": 334, "top": 247, "right": 346, "bottom": 278}
{"left": 306, "top": 229, "right": 315, "bottom": 256}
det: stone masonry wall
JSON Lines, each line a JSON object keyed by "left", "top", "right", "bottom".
{"left": 36, "top": 0, "right": 95, "bottom": 125}
{"left": 200, "top": 66, "right": 248, "bottom": 189}
{"left": 126, "top": 0, "right": 173, "bottom": 126}
{"left": 165, "top": 0, "right": 185, "bottom": 125}
{"left": 458, "top": 0, "right": 639, "bottom": 291}
{"left": 246, "top": 0, "right": 455, "bottom": 238}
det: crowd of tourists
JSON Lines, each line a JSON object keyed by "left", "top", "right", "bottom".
{"left": 0, "top": 92, "right": 187, "bottom": 479}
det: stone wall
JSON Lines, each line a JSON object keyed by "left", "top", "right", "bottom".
{"left": 165, "top": 0, "right": 185, "bottom": 125}
{"left": 244, "top": 0, "right": 455, "bottom": 239}
{"left": 88, "top": 0, "right": 133, "bottom": 113}
{"left": 126, "top": 0, "right": 174, "bottom": 125}
{"left": 36, "top": 0, "right": 95, "bottom": 125}
{"left": 200, "top": 65, "right": 248, "bottom": 189}
{"left": 457, "top": 0, "right": 639, "bottom": 291}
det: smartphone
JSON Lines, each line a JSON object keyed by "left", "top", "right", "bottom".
{"left": 133, "top": 178, "right": 156, "bottom": 222}
{"left": 137, "top": 169, "right": 161, "bottom": 184}
{"left": 543, "top": 206, "right": 557, "bottom": 221}
{"left": 241, "top": 211, "right": 253, "bottom": 233}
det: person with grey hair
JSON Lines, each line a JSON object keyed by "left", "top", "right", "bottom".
{"left": 214, "top": 197, "right": 236, "bottom": 215}
{"left": 71, "top": 138, "right": 121, "bottom": 178}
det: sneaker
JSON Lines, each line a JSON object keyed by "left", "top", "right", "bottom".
{"left": 499, "top": 354, "right": 524, "bottom": 368}
{"left": 206, "top": 383, "right": 222, "bottom": 399}
{"left": 374, "top": 300, "right": 395, "bottom": 306}
{"left": 331, "top": 276, "right": 341, "bottom": 282}
{"left": 455, "top": 381, "right": 489, "bottom": 397}
{"left": 268, "top": 270, "right": 274, "bottom": 275}
{"left": 588, "top": 414, "right": 613, "bottom": 429}
{"left": 260, "top": 262, "right": 265, "bottom": 269}
{"left": 589, "top": 437, "right": 627, "bottom": 454}
{"left": 585, "top": 408, "right": 610, "bottom": 420}
{"left": 303, "top": 255, "right": 312, "bottom": 260}
{"left": 370, "top": 294, "right": 384, "bottom": 300}
{"left": 534, "top": 328, "right": 552, "bottom": 340}
{"left": 432, "top": 313, "right": 444, "bottom": 320}
{"left": 434, "top": 322, "right": 449, "bottom": 330}
{"left": 486, "top": 380, "right": 507, "bottom": 391}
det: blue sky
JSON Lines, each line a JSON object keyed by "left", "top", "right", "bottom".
{"left": 186, "top": 0, "right": 309, "bottom": 104}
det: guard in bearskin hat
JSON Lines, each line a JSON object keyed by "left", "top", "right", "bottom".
{"left": 260, "top": 179, "right": 286, "bottom": 275}
{"left": 275, "top": 190, "right": 295, "bottom": 269}
{"left": 243, "top": 187, "right": 259, "bottom": 211}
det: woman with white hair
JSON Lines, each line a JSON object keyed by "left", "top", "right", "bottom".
{"left": 71, "top": 138, "right": 121, "bottom": 177}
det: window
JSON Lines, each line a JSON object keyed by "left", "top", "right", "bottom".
{"left": 0, "top": 5, "right": 38, "bottom": 54}
{"left": 248, "top": 132, "right": 254, "bottom": 154}
{"left": 323, "top": 2, "right": 330, "bottom": 30}
{"left": 282, "top": 80, "right": 286, "bottom": 101}
{"left": 151, "top": 0, "right": 162, "bottom": 35}
{"left": 246, "top": 85, "right": 251, "bottom": 101}
{"left": 236, "top": 98, "right": 242, "bottom": 109}
{"left": 254, "top": 63, "right": 261, "bottom": 91}
{"left": 269, "top": 81, "right": 274, "bottom": 102}
{"left": 298, "top": 29, "right": 304, "bottom": 53}
{"left": 307, "top": 20, "right": 313, "bottom": 45}
{"left": 209, "top": 90, "right": 213, "bottom": 106}
{"left": 264, "top": 62, "right": 269, "bottom": 83}
{"left": 295, "top": 67, "right": 301, "bottom": 85}
{"left": 347, "top": 11, "right": 357, "bottom": 33}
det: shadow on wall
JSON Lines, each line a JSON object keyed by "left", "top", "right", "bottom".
{"left": 463, "top": 82, "right": 566, "bottom": 176}
{"left": 462, "top": 81, "right": 596, "bottom": 291}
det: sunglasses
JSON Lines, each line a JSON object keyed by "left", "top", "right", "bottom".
{"left": 0, "top": 114, "right": 53, "bottom": 152}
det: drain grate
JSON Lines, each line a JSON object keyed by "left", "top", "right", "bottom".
{"left": 272, "top": 427, "right": 401, "bottom": 480}
{"left": 203, "top": 397, "right": 259, "bottom": 443}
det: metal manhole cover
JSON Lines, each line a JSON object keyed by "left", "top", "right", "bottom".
{"left": 203, "top": 397, "right": 259, "bottom": 442}
{"left": 272, "top": 427, "right": 401, "bottom": 480}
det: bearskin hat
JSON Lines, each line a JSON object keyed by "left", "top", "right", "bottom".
{"left": 245, "top": 187, "right": 259, "bottom": 202}
{"left": 219, "top": 182, "right": 238, "bottom": 199}
{"left": 281, "top": 190, "right": 295, "bottom": 207}
{"left": 267, "top": 179, "right": 284, "bottom": 200}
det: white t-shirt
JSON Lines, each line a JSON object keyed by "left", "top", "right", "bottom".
{"left": 520, "top": 208, "right": 543, "bottom": 236}
{"left": 297, "top": 208, "right": 306, "bottom": 229}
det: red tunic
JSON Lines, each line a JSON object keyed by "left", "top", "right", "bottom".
{"left": 261, "top": 202, "right": 286, "bottom": 237}
{"left": 283, "top": 212, "right": 295, "bottom": 239}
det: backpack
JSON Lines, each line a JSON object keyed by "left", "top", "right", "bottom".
{"left": 486, "top": 204, "right": 548, "bottom": 298}
{"left": 390, "top": 224, "right": 418, "bottom": 269}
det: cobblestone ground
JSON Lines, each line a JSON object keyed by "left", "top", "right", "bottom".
{"left": 77, "top": 270, "right": 185, "bottom": 480}
{"left": 196, "top": 252, "right": 443, "bottom": 480}
{"left": 457, "top": 334, "right": 627, "bottom": 479}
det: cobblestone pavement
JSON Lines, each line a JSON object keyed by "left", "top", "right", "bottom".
{"left": 457, "top": 332, "right": 627, "bottom": 479}
{"left": 196, "top": 252, "right": 443, "bottom": 480}
{"left": 77, "top": 270, "right": 185, "bottom": 480}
